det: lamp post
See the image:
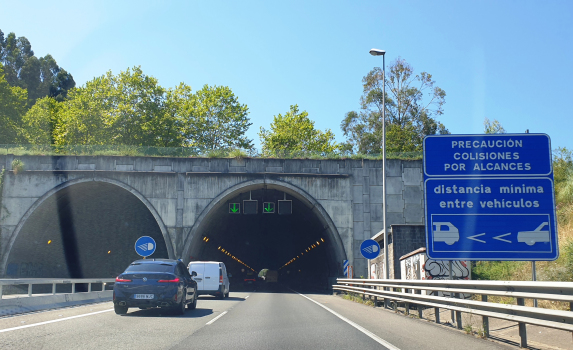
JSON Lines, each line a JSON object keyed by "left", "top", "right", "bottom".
{"left": 369, "top": 48, "right": 388, "bottom": 279}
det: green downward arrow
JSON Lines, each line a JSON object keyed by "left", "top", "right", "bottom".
{"left": 264, "top": 203, "right": 273, "bottom": 212}
{"left": 231, "top": 203, "right": 239, "bottom": 213}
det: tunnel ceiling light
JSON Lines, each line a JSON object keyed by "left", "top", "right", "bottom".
{"left": 47, "top": 240, "right": 52, "bottom": 244}
{"left": 108, "top": 250, "right": 111, "bottom": 254}
{"left": 321, "top": 238, "right": 324, "bottom": 242}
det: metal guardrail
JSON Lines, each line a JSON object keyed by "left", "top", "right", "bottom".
{"left": 0, "top": 278, "right": 116, "bottom": 299}
{"left": 334, "top": 278, "right": 573, "bottom": 348}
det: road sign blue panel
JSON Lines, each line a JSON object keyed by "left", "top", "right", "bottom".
{"left": 135, "top": 236, "right": 156, "bottom": 257}
{"left": 360, "top": 239, "right": 381, "bottom": 260}
{"left": 424, "top": 134, "right": 552, "bottom": 177}
{"left": 425, "top": 177, "right": 558, "bottom": 260}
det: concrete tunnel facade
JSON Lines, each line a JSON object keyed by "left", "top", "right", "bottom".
{"left": 0, "top": 155, "right": 425, "bottom": 281}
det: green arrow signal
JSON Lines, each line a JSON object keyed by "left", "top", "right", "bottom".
{"left": 230, "top": 203, "right": 239, "bottom": 213}
{"left": 264, "top": 203, "right": 273, "bottom": 212}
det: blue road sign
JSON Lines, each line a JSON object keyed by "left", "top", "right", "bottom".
{"left": 424, "top": 134, "right": 552, "bottom": 177}
{"left": 360, "top": 239, "right": 381, "bottom": 260}
{"left": 424, "top": 133, "right": 558, "bottom": 261}
{"left": 135, "top": 236, "right": 156, "bottom": 257}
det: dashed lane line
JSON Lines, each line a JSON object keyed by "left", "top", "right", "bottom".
{"left": 206, "top": 311, "right": 227, "bottom": 325}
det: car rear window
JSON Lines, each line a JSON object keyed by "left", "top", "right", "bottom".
{"left": 125, "top": 263, "right": 175, "bottom": 273}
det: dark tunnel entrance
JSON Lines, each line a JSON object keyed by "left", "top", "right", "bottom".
{"left": 5, "top": 181, "right": 169, "bottom": 279}
{"left": 185, "top": 184, "right": 344, "bottom": 292}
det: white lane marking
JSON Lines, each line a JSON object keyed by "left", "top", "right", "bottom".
{"left": 294, "top": 291, "right": 400, "bottom": 350}
{"left": 206, "top": 311, "right": 227, "bottom": 325}
{"left": 245, "top": 295, "right": 249, "bottom": 299}
{"left": 0, "top": 309, "right": 114, "bottom": 333}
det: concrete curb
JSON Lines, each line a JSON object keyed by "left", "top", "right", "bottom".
{"left": 0, "top": 291, "right": 112, "bottom": 316}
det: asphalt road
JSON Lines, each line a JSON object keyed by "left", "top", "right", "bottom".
{"left": 0, "top": 288, "right": 513, "bottom": 350}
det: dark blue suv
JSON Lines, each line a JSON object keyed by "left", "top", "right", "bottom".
{"left": 113, "top": 259, "right": 198, "bottom": 315}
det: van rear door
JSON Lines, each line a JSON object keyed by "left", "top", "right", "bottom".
{"left": 203, "top": 263, "right": 220, "bottom": 291}
{"left": 188, "top": 263, "right": 205, "bottom": 290}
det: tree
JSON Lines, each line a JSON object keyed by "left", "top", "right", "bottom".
{"left": 0, "top": 29, "right": 75, "bottom": 107}
{"left": 180, "top": 85, "right": 253, "bottom": 151}
{"left": 483, "top": 117, "right": 506, "bottom": 134}
{"left": 259, "top": 105, "right": 339, "bottom": 155}
{"left": 0, "top": 63, "right": 27, "bottom": 144}
{"left": 341, "top": 58, "right": 448, "bottom": 154}
{"left": 22, "top": 97, "right": 61, "bottom": 145}
{"left": 51, "top": 66, "right": 186, "bottom": 147}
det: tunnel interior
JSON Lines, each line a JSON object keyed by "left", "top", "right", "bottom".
{"left": 6, "top": 181, "right": 168, "bottom": 279}
{"left": 188, "top": 187, "right": 341, "bottom": 291}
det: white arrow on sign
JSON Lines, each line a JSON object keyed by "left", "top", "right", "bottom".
{"left": 493, "top": 233, "right": 511, "bottom": 243}
{"left": 467, "top": 233, "right": 486, "bottom": 243}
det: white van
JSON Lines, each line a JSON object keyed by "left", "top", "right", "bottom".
{"left": 188, "top": 261, "right": 230, "bottom": 298}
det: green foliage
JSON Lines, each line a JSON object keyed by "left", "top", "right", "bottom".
{"left": 0, "top": 29, "right": 75, "bottom": 106}
{"left": 0, "top": 63, "right": 27, "bottom": 144}
{"left": 483, "top": 117, "right": 506, "bottom": 134}
{"left": 341, "top": 58, "right": 448, "bottom": 154}
{"left": 228, "top": 148, "right": 248, "bottom": 159}
{"left": 260, "top": 105, "right": 339, "bottom": 156}
{"left": 51, "top": 66, "right": 187, "bottom": 147}
{"left": 181, "top": 84, "right": 253, "bottom": 151}
{"left": 472, "top": 260, "right": 528, "bottom": 281}
{"left": 11, "top": 159, "right": 24, "bottom": 174}
{"left": 553, "top": 147, "right": 573, "bottom": 206}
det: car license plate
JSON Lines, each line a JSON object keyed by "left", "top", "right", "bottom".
{"left": 134, "top": 294, "right": 154, "bottom": 299}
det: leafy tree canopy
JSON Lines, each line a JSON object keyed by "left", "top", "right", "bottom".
{"left": 259, "top": 105, "right": 339, "bottom": 156}
{"left": 484, "top": 117, "right": 506, "bottom": 134}
{"left": 341, "top": 58, "right": 448, "bottom": 154}
{"left": 0, "top": 29, "right": 75, "bottom": 106}
{"left": 180, "top": 84, "right": 253, "bottom": 152}
{"left": 0, "top": 63, "right": 27, "bottom": 144}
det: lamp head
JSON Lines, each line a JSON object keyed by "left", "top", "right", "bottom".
{"left": 369, "top": 48, "right": 386, "bottom": 56}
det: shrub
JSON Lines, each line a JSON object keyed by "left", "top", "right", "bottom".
{"left": 11, "top": 159, "right": 24, "bottom": 174}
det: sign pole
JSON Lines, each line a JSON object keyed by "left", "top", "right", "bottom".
{"left": 449, "top": 260, "right": 454, "bottom": 323}
{"left": 532, "top": 261, "right": 538, "bottom": 307}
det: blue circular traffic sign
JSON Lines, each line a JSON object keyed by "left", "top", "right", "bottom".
{"left": 360, "top": 239, "right": 381, "bottom": 259}
{"left": 135, "top": 236, "right": 156, "bottom": 257}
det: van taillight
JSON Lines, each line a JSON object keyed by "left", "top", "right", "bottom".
{"left": 220, "top": 274, "right": 223, "bottom": 284}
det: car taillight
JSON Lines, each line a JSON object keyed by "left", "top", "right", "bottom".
{"left": 158, "top": 277, "right": 180, "bottom": 283}
{"left": 116, "top": 276, "right": 132, "bottom": 282}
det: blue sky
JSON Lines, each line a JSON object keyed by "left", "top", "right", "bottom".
{"left": 2, "top": 1, "right": 572, "bottom": 151}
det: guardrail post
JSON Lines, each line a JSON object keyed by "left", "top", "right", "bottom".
{"left": 28, "top": 284, "right": 33, "bottom": 297}
{"left": 71, "top": 283, "right": 75, "bottom": 294}
{"left": 384, "top": 287, "right": 389, "bottom": 309}
{"left": 517, "top": 298, "right": 527, "bottom": 348}
{"left": 52, "top": 283, "right": 56, "bottom": 295}
{"left": 88, "top": 283, "right": 92, "bottom": 293}
{"left": 418, "top": 304, "right": 423, "bottom": 319}
{"left": 482, "top": 295, "right": 489, "bottom": 338}
{"left": 434, "top": 307, "right": 440, "bottom": 323}
{"left": 405, "top": 302, "right": 410, "bottom": 315}
{"left": 455, "top": 293, "right": 463, "bottom": 329}
{"left": 0, "top": 285, "right": 3, "bottom": 299}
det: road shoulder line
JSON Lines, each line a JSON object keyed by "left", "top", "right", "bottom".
{"left": 0, "top": 308, "right": 113, "bottom": 333}
{"left": 293, "top": 290, "right": 400, "bottom": 350}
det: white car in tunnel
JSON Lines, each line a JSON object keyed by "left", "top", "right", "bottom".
{"left": 188, "top": 261, "right": 230, "bottom": 298}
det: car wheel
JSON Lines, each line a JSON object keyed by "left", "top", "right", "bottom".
{"left": 224, "top": 290, "right": 229, "bottom": 298}
{"left": 188, "top": 290, "right": 197, "bottom": 310}
{"left": 174, "top": 290, "right": 186, "bottom": 315}
{"left": 114, "top": 305, "right": 128, "bottom": 315}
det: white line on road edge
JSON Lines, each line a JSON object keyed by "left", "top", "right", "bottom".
{"left": 206, "top": 311, "right": 227, "bottom": 325}
{"left": 245, "top": 295, "right": 249, "bottom": 299}
{"left": 293, "top": 291, "right": 400, "bottom": 350}
{"left": 0, "top": 309, "right": 114, "bottom": 333}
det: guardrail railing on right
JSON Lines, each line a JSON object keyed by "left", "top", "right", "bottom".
{"left": 334, "top": 278, "right": 573, "bottom": 348}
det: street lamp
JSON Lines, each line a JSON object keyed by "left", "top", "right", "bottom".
{"left": 369, "top": 48, "right": 388, "bottom": 280}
